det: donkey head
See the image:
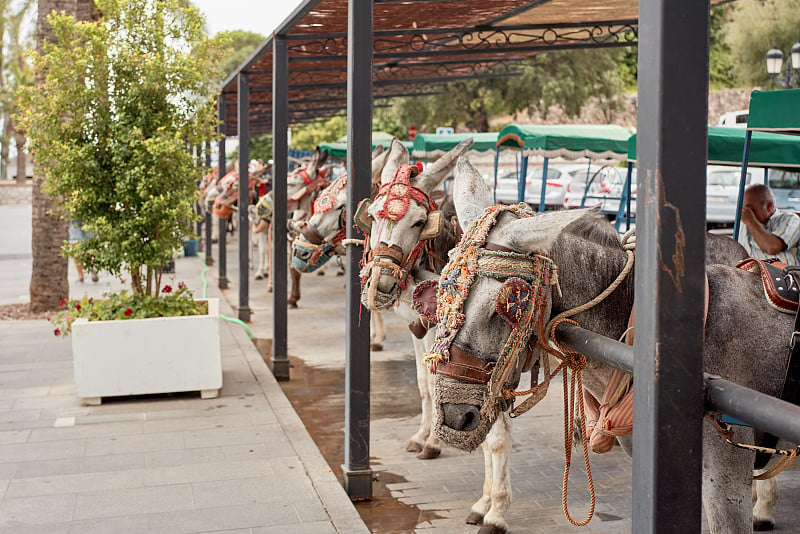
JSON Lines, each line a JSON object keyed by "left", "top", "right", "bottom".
{"left": 359, "top": 138, "right": 473, "bottom": 310}
{"left": 285, "top": 147, "right": 330, "bottom": 220}
{"left": 291, "top": 145, "right": 391, "bottom": 272}
{"left": 423, "top": 157, "right": 598, "bottom": 451}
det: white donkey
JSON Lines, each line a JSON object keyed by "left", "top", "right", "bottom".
{"left": 357, "top": 137, "right": 473, "bottom": 459}
{"left": 420, "top": 156, "right": 795, "bottom": 533}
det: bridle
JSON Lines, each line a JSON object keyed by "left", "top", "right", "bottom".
{"left": 356, "top": 163, "right": 444, "bottom": 305}
{"left": 287, "top": 166, "right": 329, "bottom": 211}
{"left": 291, "top": 175, "right": 348, "bottom": 273}
{"left": 418, "top": 204, "right": 556, "bottom": 416}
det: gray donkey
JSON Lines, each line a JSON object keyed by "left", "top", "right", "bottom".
{"left": 424, "top": 156, "right": 793, "bottom": 534}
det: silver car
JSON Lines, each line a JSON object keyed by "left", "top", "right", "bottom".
{"left": 706, "top": 165, "right": 766, "bottom": 226}
{"left": 494, "top": 163, "right": 601, "bottom": 208}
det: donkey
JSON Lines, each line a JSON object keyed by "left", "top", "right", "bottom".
{"left": 290, "top": 144, "right": 393, "bottom": 350}
{"left": 421, "top": 156, "right": 795, "bottom": 534}
{"left": 250, "top": 148, "right": 330, "bottom": 305}
{"left": 357, "top": 137, "right": 474, "bottom": 459}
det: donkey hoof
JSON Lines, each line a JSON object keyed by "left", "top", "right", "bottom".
{"left": 268, "top": 286, "right": 273, "bottom": 293}
{"left": 753, "top": 520, "right": 775, "bottom": 531}
{"left": 255, "top": 274, "right": 263, "bottom": 280}
{"left": 371, "top": 343, "right": 383, "bottom": 352}
{"left": 406, "top": 440, "right": 423, "bottom": 453}
{"left": 288, "top": 301, "right": 298, "bottom": 309}
{"left": 317, "top": 270, "right": 325, "bottom": 276}
{"left": 465, "top": 512, "right": 483, "bottom": 525}
{"left": 416, "top": 445, "right": 441, "bottom": 460}
{"left": 478, "top": 525, "right": 506, "bottom": 534}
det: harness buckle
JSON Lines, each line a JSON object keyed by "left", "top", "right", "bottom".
{"left": 792, "top": 331, "right": 800, "bottom": 348}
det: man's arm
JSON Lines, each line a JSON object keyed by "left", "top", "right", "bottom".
{"left": 741, "top": 206, "right": 787, "bottom": 255}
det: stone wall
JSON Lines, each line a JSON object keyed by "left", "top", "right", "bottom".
{"left": 0, "top": 182, "right": 32, "bottom": 205}
{"left": 491, "top": 88, "right": 756, "bottom": 130}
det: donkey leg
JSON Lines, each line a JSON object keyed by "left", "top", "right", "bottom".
{"left": 702, "top": 424, "right": 755, "bottom": 534}
{"left": 406, "top": 334, "right": 441, "bottom": 458}
{"left": 467, "top": 439, "right": 495, "bottom": 526}
{"left": 370, "top": 310, "right": 386, "bottom": 351}
{"left": 288, "top": 268, "right": 301, "bottom": 308}
{"left": 477, "top": 413, "right": 512, "bottom": 534}
{"left": 752, "top": 477, "right": 778, "bottom": 531}
{"left": 267, "top": 222, "right": 274, "bottom": 292}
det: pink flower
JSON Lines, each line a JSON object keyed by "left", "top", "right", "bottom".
{"left": 162, "top": 285, "right": 172, "bottom": 294}
{"left": 53, "top": 328, "right": 61, "bottom": 336}
{"left": 59, "top": 299, "right": 66, "bottom": 307}
{"left": 119, "top": 278, "right": 126, "bottom": 284}
{"left": 124, "top": 308, "right": 133, "bottom": 316}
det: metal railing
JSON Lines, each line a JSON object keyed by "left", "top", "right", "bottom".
{"left": 556, "top": 323, "right": 800, "bottom": 445}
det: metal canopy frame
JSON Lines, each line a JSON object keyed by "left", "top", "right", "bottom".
{"left": 213, "top": 0, "right": 747, "bottom": 529}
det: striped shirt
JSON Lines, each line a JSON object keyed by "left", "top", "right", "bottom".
{"left": 738, "top": 209, "right": 800, "bottom": 265}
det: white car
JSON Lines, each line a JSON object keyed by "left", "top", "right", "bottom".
{"left": 706, "top": 165, "right": 766, "bottom": 226}
{"left": 494, "top": 163, "right": 601, "bottom": 208}
{"left": 563, "top": 165, "right": 627, "bottom": 209}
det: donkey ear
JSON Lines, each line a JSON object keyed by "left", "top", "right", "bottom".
{"left": 380, "top": 138, "right": 410, "bottom": 184}
{"left": 453, "top": 156, "right": 492, "bottom": 232}
{"left": 371, "top": 143, "right": 392, "bottom": 185}
{"left": 413, "top": 137, "right": 474, "bottom": 192}
{"left": 316, "top": 149, "right": 329, "bottom": 169}
{"left": 501, "top": 206, "right": 601, "bottom": 253}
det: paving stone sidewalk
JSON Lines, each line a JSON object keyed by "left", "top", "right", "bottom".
{"left": 0, "top": 212, "right": 369, "bottom": 534}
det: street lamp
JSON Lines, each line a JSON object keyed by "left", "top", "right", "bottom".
{"left": 765, "top": 41, "right": 800, "bottom": 89}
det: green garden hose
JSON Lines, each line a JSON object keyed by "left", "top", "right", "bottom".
{"left": 197, "top": 252, "right": 253, "bottom": 339}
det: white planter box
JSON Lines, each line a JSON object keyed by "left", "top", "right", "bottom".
{"left": 72, "top": 298, "right": 222, "bottom": 405}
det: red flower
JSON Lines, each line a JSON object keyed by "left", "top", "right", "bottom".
{"left": 178, "top": 281, "right": 186, "bottom": 289}
{"left": 59, "top": 299, "right": 66, "bottom": 307}
{"left": 162, "top": 285, "right": 172, "bottom": 294}
{"left": 124, "top": 308, "right": 133, "bottom": 316}
{"left": 88, "top": 298, "right": 94, "bottom": 303}
{"left": 53, "top": 328, "right": 61, "bottom": 336}
{"left": 75, "top": 304, "right": 81, "bottom": 311}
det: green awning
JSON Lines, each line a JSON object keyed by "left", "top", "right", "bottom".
{"left": 628, "top": 126, "right": 800, "bottom": 169}
{"left": 318, "top": 139, "right": 413, "bottom": 160}
{"left": 495, "top": 124, "right": 631, "bottom": 161}
{"left": 746, "top": 89, "right": 800, "bottom": 135}
{"left": 411, "top": 132, "right": 498, "bottom": 158}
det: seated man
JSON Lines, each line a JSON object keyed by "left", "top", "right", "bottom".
{"left": 738, "top": 183, "right": 800, "bottom": 265}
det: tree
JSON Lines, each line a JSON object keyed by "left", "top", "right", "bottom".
{"left": 2, "top": 0, "right": 35, "bottom": 183}
{"left": 25, "top": 0, "right": 94, "bottom": 312}
{"left": 726, "top": 0, "right": 800, "bottom": 88}
{"left": 384, "top": 48, "right": 626, "bottom": 133}
{"left": 217, "top": 29, "right": 264, "bottom": 80}
{"left": 19, "top": 0, "right": 228, "bottom": 296}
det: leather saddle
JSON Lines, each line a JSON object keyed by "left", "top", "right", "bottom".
{"left": 736, "top": 258, "right": 800, "bottom": 314}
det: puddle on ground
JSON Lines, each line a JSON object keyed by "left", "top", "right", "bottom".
{"left": 253, "top": 337, "right": 442, "bottom": 532}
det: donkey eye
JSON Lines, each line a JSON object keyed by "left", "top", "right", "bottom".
{"left": 412, "top": 220, "right": 425, "bottom": 228}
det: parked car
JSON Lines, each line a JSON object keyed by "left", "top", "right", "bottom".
{"left": 494, "top": 163, "right": 601, "bottom": 208}
{"left": 563, "top": 165, "right": 627, "bottom": 209}
{"left": 768, "top": 168, "right": 800, "bottom": 214}
{"left": 717, "top": 110, "right": 749, "bottom": 128}
{"left": 706, "top": 165, "right": 766, "bottom": 226}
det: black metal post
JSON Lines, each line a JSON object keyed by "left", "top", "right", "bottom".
{"left": 237, "top": 72, "right": 252, "bottom": 323}
{"left": 217, "top": 98, "right": 228, "bottom": 289}
{"left": 343, "top": 0, "right": 373, "bottom": 500}
{"left": 271, "top": 37, "right": 290, "bottom": 380}
{"left": 634, "top": 0, "right": 709, "bottom": 531}
{"left": 204, "top": 140, "right": 213, "bottom": 265}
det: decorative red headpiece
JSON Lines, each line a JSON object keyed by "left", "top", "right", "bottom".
{"left": 376, "top": 162, "right": 436, "bottom": 220}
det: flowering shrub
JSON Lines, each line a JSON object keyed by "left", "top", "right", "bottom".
{"left": 53, "top": 283, "right": 206, "bottom": 337}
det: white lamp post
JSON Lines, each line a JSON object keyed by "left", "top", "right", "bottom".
{"left": 766, "top": 41, "right": 800, "bottom": 89}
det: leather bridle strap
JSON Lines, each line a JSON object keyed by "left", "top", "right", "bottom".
{"left": 368, "top": 245, "right": 405, "bottom": 265}
{"left": 299, "top": 222, "right": 324, "bottom": 245}
{"left": 435, "top": 344, "right": 496, "bottom": 385}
